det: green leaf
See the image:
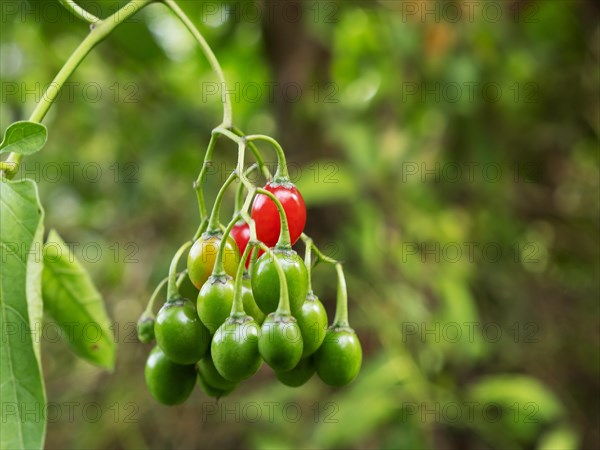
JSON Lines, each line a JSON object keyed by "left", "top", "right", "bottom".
{"left": 538, "top": 426, "right": 579, "bottom": 450}
{"left": 0, "top": 179, "right": 46, "bottom": 450}
{"left": 466, "top": 375, "right": 564, "bottom": 446}
{"left": 0, "top": 121, "right": 48, "bottom": 155}
{"left": 42, "top": 230, "right": 116, "bottom": 370}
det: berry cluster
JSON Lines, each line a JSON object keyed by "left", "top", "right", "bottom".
{"left": 138, "top": 130, "right": 361, "bottom": 405}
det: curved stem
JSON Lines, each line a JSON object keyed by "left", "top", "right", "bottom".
{"left": 235, "top": 141, "right": 251, "bottom": 189}
{"left": 257, "top": 187, "right": 291, "bottom": 248}
{"left": 194, "top": 133, "right": 218, "bottom": 223}
{"left": 2, "top": 0, "right": 153, "bottom": 179}
{"left": 233, "top": 141, "right": 259, "bottom": 241}
{"left": 167, "top": 241, "right": 192, "bottom": 300}
{"left": 162, "top": 0, "right": 232, "bottom": 128}
{"left": 333, "top": 263, "right": 349, "bottom": 327}
{"left": 246, "top": 245, "right": 257, "bottom": 275}
{"left": 213, "top": 186, "right": 254, "bottom": 276}
{"left": 207, "top": 169, "right": 238, "bottom": 233}
{"left": 234, "top": 164, "right": 258, "bottom": 214}
{"left": 192, "top": 218, "right": 209, "bottom": 241}
{"left": 143, "top": 269, "right": 188, "bottom": 314}
{"left": 230, "top": 241, "right": 256, "bottom": 316}
{"left": 213, "top": 127, "right": 270, "bottom": 179}
{"left": 143, "top": 276, "right": 169, "bottom": 316}
{"left": 212, "top": 211, "right": 240, "bottom": 277}
{"left": 244, "top": 134, "right": 289, "bottom": 181}
{"left": 59, "top": 0, "right": 101, "bottom": 23}
{"left": 304, "top": 237, "right": 313, "bottom": 294}
{"left": 175, "top": 270, "right": 188, "bottom": 289}
{"left": 300, "top": 233, "right": 339, "bottom": 265}
{"left": 231, "top": 126, "right": 271, "bottom": 179}
{"left": 256, "top": 242, "right": 291, "bottom": 315}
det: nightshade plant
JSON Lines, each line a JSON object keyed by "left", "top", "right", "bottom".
{"left": 0, "top": 1, "right": 361, "bottom": 448}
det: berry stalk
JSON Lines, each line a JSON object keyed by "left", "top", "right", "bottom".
{"left": 166, "top": 241, "right": 192, "bottom": 301}
{"left": 333, "top": 263, "right": 350, "bottom": 327}
{"left": 230, "top": 241, "right": 257, "bottom": 317}
{"left": 244, "top": 135, "right": 289, "bottom": 182}
{"left": 207, "top": 170, "right": 238, "bottom": 234}
{"left": 257, "top": 242, "right": 292, "bottom": 316}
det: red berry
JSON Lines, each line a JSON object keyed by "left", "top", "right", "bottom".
{"left": 251, "top": 182, "right": 306, "bottom": 247}
{"left": 230, "top": 222, "right": 265, "bottom": 268}
{"left": 230, "top": 222, "right": 251, "bottom": 268}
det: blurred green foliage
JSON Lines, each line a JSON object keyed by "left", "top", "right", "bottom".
{"left": 1, "top": 0, "right": 598, "bottom": 449}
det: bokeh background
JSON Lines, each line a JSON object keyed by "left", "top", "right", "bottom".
{"left": 1, "top": 0, "right": 599, "bottom": 449}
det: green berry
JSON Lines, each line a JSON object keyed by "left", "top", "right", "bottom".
{"left": 145, "top": 346, "right": 196, "bottom": 405}
{"left": 251, "top": 248, "right": 308, "bottom": 315}
{"left": 241, "top": 275, "right": 265, "bottom": 325}
{"left": 259, "top": 313, "right": 303, "bottom": 372}
{"left": 197, "top": 372, "right": 236, "bottom": 399}
{"left": 315, "top": 326, "right": 362, "bottom": 387}
{"left": 275, "top": 356, "right": 315, "bottom": 387}
{"left": 155, "top": 298, "right": 210, "bottom": 364}
{"left": 197, "top": 275, "right": 235, "bottom": 334}
{"left": 211, "top": 315, "right": 262, "bottom": 382}
{"left": 295, "top": 292, "right": 327, "bottom": 357}
{"left": 137, "top": 314, "right": 155, "bottom": 344}
{"left": 197, "top": 351, "right": 238, "bottom": 391}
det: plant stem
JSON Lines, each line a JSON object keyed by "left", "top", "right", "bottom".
{"left": 59, "top": 0, "right": 101, "bottom": 23}
{"left": 300, "top": 233, "right": 339, "bottom": 265}
{"left": 244, "top": 135, "right": 289, "bottom": 181}
{"left": 232, "top": 126, "right": 271, "bottom": 179}
{"left": 234, "top": 164, "right": 258, "bottom": 214}
{"left": 207, "top": 170, "right": 238, "bottom": 233}
{"left": 175, "top": 271, "right": 187, "bottom": 289}
{"left": 257, "top": 242, "right": 291, "bottom": 316}
{"left": 2, "top": 0, "right": 153, "bottom": 179}
{"left": 333, "top": 263, "right": 349, "bottom": 327}
{"left": 194, "top": 134, "right": 218, "bottom": 223}
{"left": 230, "top": 241, "right": 256, "bottom": 316}
{"left": 235, "top": 141, "right": 252, "bottom": 189}
{"left": 304, "top": 236, "right": 313, "bottom": 293}
{"left": 246, "top": 245, "right": 257, "bottom": 275}
{"left": 192, "top": 219, "right": 209, "bottom": 242}
{"left": 256, "top": 188, "right": 291, "bottom": 248}
{"left": 213, "top": 127, "right": 270, "bottom": 179}
{"left": 213, "top": 187, "right": 255, "bottom": 276}
{"left": 143, "top": 276, "right": 169, "bottom": 316}
{"left": 162, "top": 0, "right": 232, "bottom": 128}
{"left": 166, "top": 241, "right": 192, "bottom": 300}
{"left": 212, "top": 211, "right": 240, "bottom": 277}
{"left": 231, "top": 141, "right": 259, "bottom": 244}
